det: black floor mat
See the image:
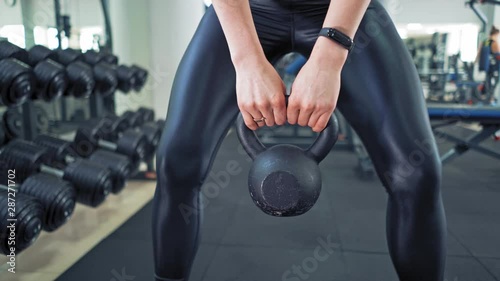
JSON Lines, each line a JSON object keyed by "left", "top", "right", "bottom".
{"left": 57, "top": 129, "right": 500, "bottom": 281}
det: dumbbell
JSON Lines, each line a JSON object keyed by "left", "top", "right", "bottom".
{"left": 0, "top": 190, "right": 44, "bottom": 255}
{"left": 29, "top": 45, "right": 95, "bottom": 98}
{"left": 73, "top": 120, "right": 148, "bottom": 171}
{"left": 34, "top": 135, "right": 132, "bottom": 193}
{"left": 100, "top": 111, "right": 162, "bottom": 161}
{"left": 83, "top": 50, "right": 147, "bottom": 93}
{"left": 2, "top": 105, "right": 52, "bottom": 140}
{"left": 123, "top": 108, "right": 163, "bottom": 151}
{"left": 0, "top": 140, "right": 113, "bottom": 207}
{"left": 0, "top": 123, "right": 6, "bottom": 147}
{"left": 137, "top": 107, "right": 155, "bottom": 123}
{"left": 130, "top": 65, "right": 148, "bottom": 91}
{"left": 0, "top": 165, "right": 76, "bottom": 232}
{"left": 0, "top": 56, "right": 35, "bottom": 106}
{"left": 54, "top": 48, "right": 118, "bottom": 97}
{"left": 0, "top": 41, "right": 68, "bottom": 101}
{"left": 100, "top": 108, "right": 154, "bottom": 140}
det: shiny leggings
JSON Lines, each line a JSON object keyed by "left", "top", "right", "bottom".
{"left": 153, "top": 1, "right": 447, "bottom": 280}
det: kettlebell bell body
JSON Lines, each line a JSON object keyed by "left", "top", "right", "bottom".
{"left": 236, "top": 113, "right": 339, "bottom": 217}
{"left": 249, "top": 144, "right": 322, "bottom": 217}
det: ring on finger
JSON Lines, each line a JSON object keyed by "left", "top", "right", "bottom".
{"left": 253, "top": 117, "right": 266, "bottom": 123}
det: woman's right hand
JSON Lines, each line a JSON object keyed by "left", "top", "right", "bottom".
{"left": 235, "top": 56, "right": 287, "bottom": 130}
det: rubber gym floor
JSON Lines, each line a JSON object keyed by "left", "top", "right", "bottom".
{"left": 58, "top": 125, "right": 500, "bottom": 281}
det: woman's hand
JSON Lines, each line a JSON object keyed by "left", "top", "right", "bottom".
{"left": 288, "top": 38, "right": 347, "bottom": 132}
{"left": 236, "top": 56, "right": 287, "bottom": 130}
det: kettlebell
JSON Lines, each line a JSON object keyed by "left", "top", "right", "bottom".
{"left": 236, "top": 112, "right": 339, "bottom": 217}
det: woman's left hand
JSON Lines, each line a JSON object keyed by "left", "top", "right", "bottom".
{"left": 288, "top": 39, "right": 347, "bottom": 132}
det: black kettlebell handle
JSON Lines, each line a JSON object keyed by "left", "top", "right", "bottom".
{"left": 235, "top": 112, "right": 340, "bottom": 163}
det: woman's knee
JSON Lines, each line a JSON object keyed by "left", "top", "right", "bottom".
{"left": 381, "top": 149, "right": 442, "bottom": 198}
{"left": 156, "top": 135, "right": 205, "bottom": 188}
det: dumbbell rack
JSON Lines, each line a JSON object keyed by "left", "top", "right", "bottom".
{"left": 1, "top": 0, "right": 157, "bottom": 180}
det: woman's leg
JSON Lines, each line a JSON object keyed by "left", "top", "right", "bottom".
{"left": 153, "top": 6, "right": 289, "bottom": 281}
{"left": 295, "top": 1, "right": 446, "bottom": 280}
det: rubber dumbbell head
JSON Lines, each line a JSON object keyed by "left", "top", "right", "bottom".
{"left": 32, "top": 59, "right": 68, "bottom": 101}
{"left": 130, "top": 65, "right": 148, "bottom": 91}
{"left": 59, "top": 159, "right": 112, "bottom": 207}
{"left": 88, "top": 149, "right": 133, "bottom": 192}
{"left": 137, "top": 107, "right": 155, "bottom": 123}
{"left": 66, "top": 61, "right": 95, "bottom": 98}
{"left": 0, "top": 41, "right": 29, "bottom": 63}
{"left": 93, "top": 63, "right": 118, "bottom": 97}
{"left": 0, "top": 58, "right": 35, "bottom": 106}
{"left": 20, "top": 174, "right": 76, "bottom": 232}
{"left": 0, "top": 191, "right": 44, "bottom": 254}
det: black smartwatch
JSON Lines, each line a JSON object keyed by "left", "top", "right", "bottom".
{"left": 318, "top": 28, "right": 355, "bottom": 53}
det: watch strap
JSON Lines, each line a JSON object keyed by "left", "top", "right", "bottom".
{"left": 318, "top": 28, "right": 355, "bottom": 53}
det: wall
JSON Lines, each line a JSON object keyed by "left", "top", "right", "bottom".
{"left": 148, "top": 0, "right": 205, "bottom": 119}
{"left": 0, "top": 1, "right": 23, "bottom": 25}
{"left": 109, "top": 0, "right": 153, "bottom": 114}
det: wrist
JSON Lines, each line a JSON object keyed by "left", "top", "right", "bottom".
{"left": 232, "top": 49, "right": 267, "bottom": 71}
{"left": 310, "top": 36, "right": 349, "bottom": 71}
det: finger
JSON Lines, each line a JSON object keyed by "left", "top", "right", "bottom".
{"left": 312, "top": 113, "right": 332, "bottom": 133}
{"left": 261, "top": 106, "right": 275, "bottom": 127}
{"left": 287, "top": 98, "right": 300, "bottom": 125}
{"left": 271, "top": 95, "right": 287, "bottom": 125}
{"left": 247, "top": 107, "right": 266, "bottom": 128}
{"left": 297, "top": 104, "right": 314, "bottom": 127}
{"left": 241, "top": 111, "right": 259, "bottom": 131}
{"left": 307, "top": 111, "right": 322, "bottom": 129}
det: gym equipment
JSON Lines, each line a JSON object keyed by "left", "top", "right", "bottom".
{"left": 34, "top": 135, "right": 132, "bottom": 193}
{"left": 0, "top": 41, "right": 68, "bottom": 101}
{"left": 0, "top": 140, "right": 113, "bottom": 207}
{"left": 0, "top": 58, "right": 35, "bottom": 106}
{"left": 54, "top": 48, "right": 118, "bottom": 97}
{"left": 3, "top": 108, "right": 22, "bottom": 140}
{"left": 2, "top": 105, "right": 52, "bottom": 140}
{"left": 0, "top": 170, "right": 76, "bottom": 232}
{"left": 83, "top": 50, "right": 146, "bottom": 93}
{"left": 428, "top": 104, "right": 500, "bottom": 163}
{"left": 137, "top": 107, "right": 155, "bottom": 123}
{"left": 73, "top": 120, "right": 149, "bottom": 169}
{"left": 129, "top": 65, "right": 149, "bottom": 91}
{"left": 100, "top": 109, "right": 162, "bottom": 160}
{"left": 351, "top": 104, "right": 500, "bottom": 179}
{"left": 236, "top": 114, "right": 340, "bottom": 217}
{"left": 29, "top": 45, "right": 95, "bottom": 98}
{"left": 91, "top": 107, "right": 161, "bottom": 153}
{"left": 0, "top": 190, "right": 44, "bottom": 255}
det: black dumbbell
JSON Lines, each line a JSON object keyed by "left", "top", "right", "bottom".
{"left": 2, "top": 106, "right": 52, "bottom": 140}
{"left": 0, "top": 140, "right": 113, "bottom": 207}
{"left": 0, "top": 57, "right": 35, "bottom": 106}
{"left": 100, "top": 111, "right": 162, "bottom": 161}
{"left": 0, "top": 167, "right": 76, "bottom": 232}
{"left": 56, "top": 48, "right": 118, "bottom": 97}
{"left": 73, "top": 120, "right": 148, "bottom": 171}
{"left": 122, "top": 110, "right": 144, "bottom": 128}
{"left": 137, "top": 107, "right": 155, "bottom": 123}
{"left": 34, "top": 135, "right": 132, "bottom": 193}
{"left": 0, "top": 41, "right": 68, "bottom": 101}
{"left": 2, "top": 108, "right": 21, "bottom": 141}
{"left": 29, "top": 45, "right": 95, "bottom": 98}
{"left": 0, "top": 190, "right": 44, "bottom": 255}
{"left": 83, "top": 50, "right": 143, "bottom": 93}
{"left": 129, "top": 65, "right": 148, "bottom": 91}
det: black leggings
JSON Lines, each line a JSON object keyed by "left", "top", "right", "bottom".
{"left": 153, "top": 1, "right": 447, "bottom": 280}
